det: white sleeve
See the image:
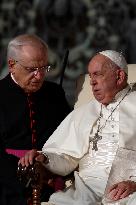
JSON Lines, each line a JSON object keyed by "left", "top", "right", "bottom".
{"left": 42, "top": 152, "right": 79, "bottom": 176}
{"left": 42, "top": 110, "right": 90, "bottom": 159}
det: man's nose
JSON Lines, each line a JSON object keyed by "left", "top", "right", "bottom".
{"left": 34, "top": 70, "right": 43, "bottom": 79}
{"left": 90, "top": 77, "right": 97, "bottom": 86}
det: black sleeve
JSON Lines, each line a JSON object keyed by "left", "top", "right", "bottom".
{"left": 0, "top": 107, "right": 19, "bottom": 181}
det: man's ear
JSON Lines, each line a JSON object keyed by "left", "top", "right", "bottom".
{"left": 8, "top": 59, "right": 16, "bottom": 73}
{"left": 116, "top": 69, "right": 126, "bottom": 85}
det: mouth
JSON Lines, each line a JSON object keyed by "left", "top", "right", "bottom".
{"left": 93, "top": 89, "right": 102, "bottom": 98}
{"left": 93, "top": 88, "right": 100, "bottom": 93}
{"left": 30, "top": 81, "right": 41, "bottom": 87}
{"left": 31, "top": 81, "right": 40, "bottom": 84}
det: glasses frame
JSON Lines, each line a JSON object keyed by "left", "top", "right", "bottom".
{"left": 14, "top": 60, "right": 51, "bottom": 75}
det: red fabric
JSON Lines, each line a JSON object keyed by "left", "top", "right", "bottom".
{"left": 27, "top": 94, "right": 37, "bottom": 148}
{"left": 54, "top": 176, "right": 65, "bottom": 191}
{"left": 48, "top": 176, "right": 65, "bottom": 191}
{"left": 5, "top": 148, "right": 30, "bottom": 158}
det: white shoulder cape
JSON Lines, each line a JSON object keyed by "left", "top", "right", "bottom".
{"left": 42, "top": 84, "right": 136, "bottom": 159}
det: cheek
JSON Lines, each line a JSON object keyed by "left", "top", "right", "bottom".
{"left": 19, "top": 76, "right": 33, "bottom": 87}
{"left": 98, "top": 82, "right": 107, "bottom": 92}
{"left": 103, "top": 77, "right": 116, "bottom": 89}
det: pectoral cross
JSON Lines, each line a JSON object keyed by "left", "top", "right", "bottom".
{"left": 90, "top": 132, "right": 102, "bottom": 151}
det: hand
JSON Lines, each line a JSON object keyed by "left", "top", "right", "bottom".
{"left": 18, "top": 149, "right": 46, "bottom": 167}
{"left": 107, "top": 180, "right": 136, "bottom": 201}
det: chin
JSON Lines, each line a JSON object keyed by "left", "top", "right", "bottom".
{"left": 31, "top": 87, "right": 41, "bottom": 92}
{"left": 95, "top": 96, "right": 107, "bottom": 105}
{"left": 25, "top": 85, "right": 42, "bottom": 93}
{"left": 94, "top": 94, "right": 103, "bottom": 102}
{"left": 99, "top": 99, "right": 111, "bottom": 106}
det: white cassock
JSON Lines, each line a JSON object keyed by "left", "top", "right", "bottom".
{"left": 41, "top": 84, "right": 136, "bottom": 205}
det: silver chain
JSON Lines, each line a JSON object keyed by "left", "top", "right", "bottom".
{"left": 90, "top": 87, "right": 131, "bottom": 151}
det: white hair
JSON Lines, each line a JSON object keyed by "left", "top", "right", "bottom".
{"left": 7, "top": 34, "right": 48, "bottom": 61}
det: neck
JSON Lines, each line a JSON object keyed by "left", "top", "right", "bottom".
{"left": 106, "top": 84, "right": 129, "bottom": 106}
{"left": 104, "top": 84, "right": 130, "bottom": 107}
{"left": 10, "top": 73, "right": 32, "bottom": 94}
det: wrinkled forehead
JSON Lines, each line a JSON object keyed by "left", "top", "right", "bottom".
{"left": 20, "top": 45, "right": 48, "bottom": 61}
{"left": 22, "top": 44, "right": 47, "bottom": 55}
{"left": 88, "top": 54, "right": 112, "bottom": 72}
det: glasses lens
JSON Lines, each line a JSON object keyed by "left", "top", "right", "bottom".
{"left": 46, "top": 65, "right": 51, "bottom": 72}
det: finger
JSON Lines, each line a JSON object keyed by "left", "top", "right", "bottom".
{"left": 108, "top": 189, "right": 118, "bottom": 200}
{"left": 25, "top": 149, "right": 38, "bottom": 166}
{"left": 120, "top": 189, "right": 130, "bottom": 199}
{"left": 107, "top": 184, "right": 118, "bottom": 193}
{"left": 28, "top": 153, "right": 34, "bottom": 165}
{"left": 113, "top": 188, "right": 126, "bottom": 201}
{"left": 24, "top": 154, "right": 31, "bottom": 167}
{"left": 18, "top": 159, "right": 21, "bottom": 165}
{"left": 27, "top": 151, "right": 37, "bottom": 165}
{"left": 35, "top": 154, "right": 45, "bottom": 162}
{"left": 18, "top": 157, "right": 26, "bottom": 167}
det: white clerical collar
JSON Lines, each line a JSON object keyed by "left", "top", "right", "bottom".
{"left": 11, "top": 73, "right": 19, "bottom": 85}
{"left": 105, "top": 85, "right": 131, "bottom": 110}
{"left": 114, "top": 84, "right": 131, "bottom": 102}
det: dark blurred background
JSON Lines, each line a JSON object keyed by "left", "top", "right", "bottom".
{"left": 0, "top": 0, "right": 136, "bottom": 107}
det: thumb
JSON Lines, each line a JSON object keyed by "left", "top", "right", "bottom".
{"left": 35, "top": 154, "right": 45, "bottom": 163}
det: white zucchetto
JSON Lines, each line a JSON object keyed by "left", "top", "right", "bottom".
{"left": 99, "top": 50, "right": 128, "bottom": 74}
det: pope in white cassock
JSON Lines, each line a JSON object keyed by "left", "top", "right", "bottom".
{"left": 19, "top": 50, "right": 136, "bottom": 205}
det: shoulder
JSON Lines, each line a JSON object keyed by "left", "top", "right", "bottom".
{"left": 74, "top": 99, "right": 98, "bottom": 111}
{"left": 130, "top": 83, "right": 136, "bottom": 92}
{"left": 0, "top": 75, "right": 10, "bottom": 91}
{"left": 42, "top": 81, "right": 64, "bottom": 91}
{"left": 121, "top": 83, "right": 136, "bottom": 106}
{"left": 0, "top": 74, "right": 9, "bottom": 84}
{"left": 72, "top": 99, "right": 98, "bottom": 119}
{"left": 127, "top": 83, "right": 136, "bottom": 98}
{"left": 41, "top": 81, "right": 65, "bottom": 98}
{"left": 60, "top": 100, "right": 99, "bottom": 132}
{"left": 35, "top": 81, "right": 70, "bottom": 107}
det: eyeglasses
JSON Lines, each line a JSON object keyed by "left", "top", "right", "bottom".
{"left": 14, "top": 60, "right": 51, "bottom": 75}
